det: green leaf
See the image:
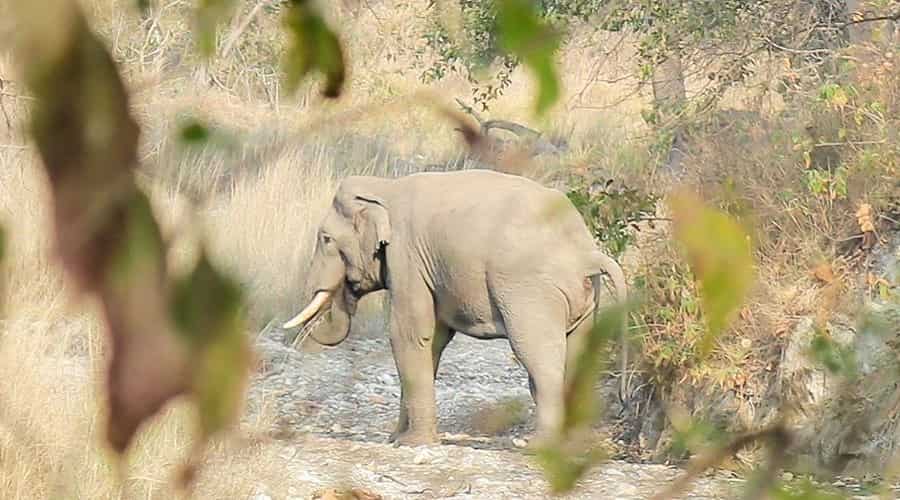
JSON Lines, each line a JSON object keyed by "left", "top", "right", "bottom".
{"left": 809, "top": 329, "right": 856, "bottom": 377}
{"left": 535, "top": 446, "right": 605, "bottom": 493}
{"left": 564, "top": 303, "right": 629, "bottom": 430}
{"left": 282, "top": 0, "right": 346, "bottom": 98}
{"left": 179, "top": 118, "right": 211, "bottom": 144}
{"left": 496, "top": 0, "right": 561, "bottom": 116}
{"left": 195, "top": 0, "right": 236, "bottom": 57}
{"left": 171, "top": 251, "right": 251, "bottom": 437}
{"left": 107, "top": 194, "right": 166, "bottom": 289}
{"left": 669, "top": 192, "right": 754, "bottom": 356}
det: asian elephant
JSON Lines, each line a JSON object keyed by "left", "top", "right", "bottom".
{"left": 281, "top": 169, "right": 626, "bottom": 446}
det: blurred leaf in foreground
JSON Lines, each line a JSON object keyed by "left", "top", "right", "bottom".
{"left": 282, "top": 0, "right": 346, "bottom": 98}
{"left": 103, "top": 194, "right": 189, "bottom": 451}
{"left": 136, "top": 0, "right": 151, "bottom": 14}
{"left": 809, "top": 329, "right": 856, "bottom": 377}
{"left": 171, "top": 251, "right": 251, "bottom": 446}
{"left": 496, "top": 0, "right": 561, "bottom": 116}
{"left": 179, "top": 117, "right": 212, "bottom": 144}
{"left": 535, "top": 303, "right": 630, "bottom": 493}
{"left": 194, "top": 0, "right": 237, "bottom": 57}
{"left": 536, "top": 445, "right": 606, "bottom": 494}
{"left": 15, "top": 0, "right": 190, "bottom": 454}
{"left": 768, "top": 478, "right": 848, "bottom": 499}
{"left": 669, "top": 191, "right": 754, "bottom": 356}
{"left": 12, "top": 0, "right": 251, "bottom": 486}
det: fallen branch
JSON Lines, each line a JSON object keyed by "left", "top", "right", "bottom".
{"left": 221, "top": 1, "right": 268, "bottom": 60}
{"left": 841, "top": 10, "right": 900, "bottom": 27}
{"left": 453, "top": 98, "right": 564, "bottom": 156}
{"left": 649, "top": 423, "right": 792, "bottom": 500}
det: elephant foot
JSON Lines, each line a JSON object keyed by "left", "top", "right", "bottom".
{"left": 389, "top": 429, "right": 440, "bottom": 447}
{"left": 517, "top": 430, "right": 560, "bottom": 453}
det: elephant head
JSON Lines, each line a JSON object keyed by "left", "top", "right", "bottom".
{"left": 282, "top": 177, "right": 391, "bottom": 347}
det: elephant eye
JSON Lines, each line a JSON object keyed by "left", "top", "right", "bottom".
{"left": 321, "top": 234, "right": 333, "bottom": 245}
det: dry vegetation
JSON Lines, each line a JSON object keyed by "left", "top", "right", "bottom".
{"left": 0, "top": 0, "right": 898, "bottom": 498}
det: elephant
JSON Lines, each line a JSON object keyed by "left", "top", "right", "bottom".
{"left": 281, "top": 169, "right": 626, "bottom": 447}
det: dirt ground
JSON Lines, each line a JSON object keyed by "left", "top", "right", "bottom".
{"left": 242, "top": 311, "right": 746, "bottom": 499}
{"left": 241, "top": 298, "right": 898, "bottom": 499}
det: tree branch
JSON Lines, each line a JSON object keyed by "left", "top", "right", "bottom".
{"left": 841, "top": 10, "right": 900, "bottom": 28}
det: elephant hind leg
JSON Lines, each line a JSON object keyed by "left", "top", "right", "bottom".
{"left": 499, "top": 301, "right": 568, "bottom": 443}
{"left": 564, "top": 314, "right": 594, "bottom": 391}
{"left": 432, "top": 327, "right": 455, "bottom": 378}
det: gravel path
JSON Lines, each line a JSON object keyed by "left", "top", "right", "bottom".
{"left": 243, "top": 318, "right": 749, "bottom": 499}
{"left": 252, "top": 320, "right": 536, "bottom": 445}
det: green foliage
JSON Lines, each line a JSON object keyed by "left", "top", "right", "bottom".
{"left": 803, "top": 167, "right": 848, "bottom": 200}
{"left": 669, "top": 192, "right": 755, "bottom": 357}
{"left": 420, "top": 0, "right": 763, "bottom": 113}
{"left": 809, "top": 328, "right": 857, "bottom": 377}
{"left": 496, "top": 0, "right": 561, "bottom": 115}
{"left": 566, "top": 177, "right": 658, "bottom": 258}
{"left": 769, "top": 479, "right": 849, "bottom": 500}
{"left": 171, "top": 252, "right": 251, "bottom": 440}
{"left": 669, "top": 418, "right": 728, "bottom": 458}
{"left": 282, "top": 0, "right": 346, "bottom": 98}
{"left": 535, "top": 445, "right": 606, "bottom": 493}
{"left": 179, "top": 118, "right": 212, "bottom": 144}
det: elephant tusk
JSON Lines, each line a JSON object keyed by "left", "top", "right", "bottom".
{"left": 282, "top": 291, "right": 332, "bottom": 329}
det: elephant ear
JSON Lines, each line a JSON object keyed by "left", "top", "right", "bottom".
{"left": 354, "top": 195, "right": 391, "bottom": 255}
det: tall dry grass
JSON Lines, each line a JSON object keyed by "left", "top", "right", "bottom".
{"left": 0, "top": 0, "right": 679, "bottom": 497}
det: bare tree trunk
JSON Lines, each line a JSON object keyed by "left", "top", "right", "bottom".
{"left": 651, "top": 52, "right": 687, "bottom": 112}
{"left": 650, "top": 51, "right": 688, "bottom": 175}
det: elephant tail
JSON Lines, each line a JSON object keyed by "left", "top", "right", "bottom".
{"left": 588, "top": 251, "right": 626, "bottom": 306}
{"left": 587, "top": 251, "right": 631, "bottom": 403}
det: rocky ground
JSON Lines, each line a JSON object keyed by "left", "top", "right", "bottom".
{"left": 240, "top": 309, "right": 889, "bottom": 500}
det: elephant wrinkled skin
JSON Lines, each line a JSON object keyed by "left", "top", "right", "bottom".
{"left": 282, "top": 169, "right": 626, "bottom": 446}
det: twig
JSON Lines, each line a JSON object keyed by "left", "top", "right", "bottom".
{"left": 879, "top": 214, "right": 900, "bottom": 226}
{"left": 0, "top": 91, "right": 35, "bottom": 101}
{"left": 221, "top": 1, "right": 267, "bottom": 60}
{"left": 649, "top": 424, "right": 791, "bottom": 500}
{"left": 814, "top": 140, "right": 887, "bottom": 147}
{"left": 454, "top": 98, "right": 485, "bottom": 126}
{"left": 840, "top": 10, "right": 900, "bottom": 28}
{"left": 361, "top": 0, "right": 383, "bottom": 27}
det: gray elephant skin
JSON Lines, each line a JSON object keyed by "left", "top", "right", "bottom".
{"left": 282, "top": 169, "right": 626, "bottom": 446}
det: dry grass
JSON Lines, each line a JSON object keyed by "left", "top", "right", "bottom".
{"left": 2, "top": 0, "right": 895, "bottom": 495}
{"left": 0, "top": 2, "right": 652, "bottom": 494}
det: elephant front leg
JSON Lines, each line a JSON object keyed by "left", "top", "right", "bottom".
{"left": 387, "top": 295, "right": 443, "bottom": 446}
{"left": 390, "top": 325, "right": 453, "bottom": 444}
